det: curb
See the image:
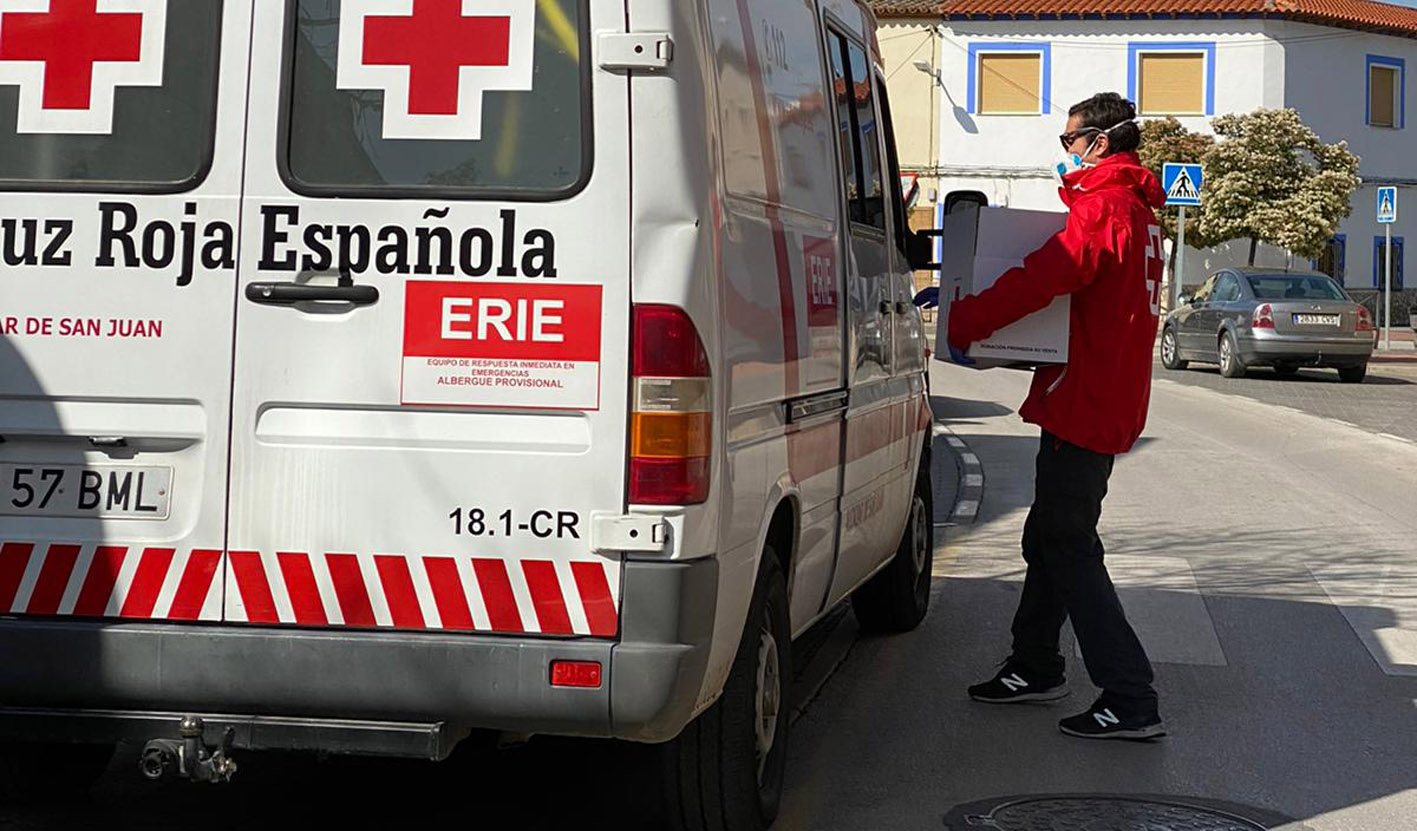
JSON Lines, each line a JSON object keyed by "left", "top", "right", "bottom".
{"left": 932, "top": 422, "right": 983, "bottom": 526}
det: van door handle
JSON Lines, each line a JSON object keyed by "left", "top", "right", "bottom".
{"left": 245, "top": 282, "right": 380, "bottom": 307}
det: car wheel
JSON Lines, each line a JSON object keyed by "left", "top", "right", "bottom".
{"left": 1339, "top": 364, "right": 1368, "bottom": 384}
{"left": 853, "top": 464, "right": 934, "bottom": 633}
{"left": 0, "top": 742, "right": 114, "bottom": 803}
{"left": 1219, "top": 332, "right": 1246, "bottom": 378}
{"left": 648, "top": 550, "right": 791, "bottom": 831}
{"left": 1160, "top": 328, "right": 1188, "bottom": 371}
{"left": 1273, "top": 364, "right": 1299, "bottom": 377}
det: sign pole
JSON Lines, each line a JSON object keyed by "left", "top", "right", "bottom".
{"left": 1174, "top": 206, "right": 1188, "bottom": 311}
{"left": 1385, "top": 221, "right": 1393, "bottom": 351}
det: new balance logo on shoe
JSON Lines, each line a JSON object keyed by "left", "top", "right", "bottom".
{"left": 999, "top": 674, "right": 1029, "bottom": 692}
{"left": 1093, "top": 708, "right": 1121, "bottom": 728}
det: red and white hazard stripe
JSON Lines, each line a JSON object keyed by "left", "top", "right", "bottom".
{"left": 0, "top": 542, "right": 221, "bottom": 621}
{"left": 0, "top": 543, "right": 619, "bottom": 638}
{"left": 226, "top": 551, "right": 619, "bottom": 637}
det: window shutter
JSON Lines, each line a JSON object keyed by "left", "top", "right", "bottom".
{"left": 1371, "top": 65, "right": 1397, "bottom": 127}
{"left": 1138, "top": 53, "right": 1206, "bottom": 115}
{"left": 977, "top": 53, "right": 1041, "bottom": 114}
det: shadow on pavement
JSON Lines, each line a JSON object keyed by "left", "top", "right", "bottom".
{"left": 1176, "top": 365, "right": 1413, "bottom": 386}
{"left": 782, "top": 573, "right": 1417, "bottom": 831}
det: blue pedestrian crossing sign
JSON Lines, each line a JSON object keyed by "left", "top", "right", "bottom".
{"left": 1378, "top": 187, "right": 1398, "bottom": 224}
{"left": 1162, "top": 163, "right": 1203, "bottom": 207}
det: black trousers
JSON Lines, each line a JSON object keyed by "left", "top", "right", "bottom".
{"left": 1010, "top": 431, "right": 1158, "bottom": 716}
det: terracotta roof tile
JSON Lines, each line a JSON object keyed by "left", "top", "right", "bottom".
{"left": 868, "top": 0, "right": 1417, "bottom": 38}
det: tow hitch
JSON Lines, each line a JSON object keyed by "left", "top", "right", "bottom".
{"left": 139, "top": 717, "right": 238, "bottom": 784}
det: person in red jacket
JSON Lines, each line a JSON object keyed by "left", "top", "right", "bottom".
{"left": 950, "top": 93, "right": 1168, "bottom": 740}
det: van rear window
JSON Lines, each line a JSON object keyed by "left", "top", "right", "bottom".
{"left": 283, "top": 0, "right": 589, "bottom": 199}
{"left": 0, "top": 1, "right": 222, "bottom": 193}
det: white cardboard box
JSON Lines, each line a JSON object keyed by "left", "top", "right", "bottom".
{"left": 935, "top": 206, "right": 1071, "bottom": 368}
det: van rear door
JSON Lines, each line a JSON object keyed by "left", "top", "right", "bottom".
{"left": 227, "top": 0, "right": 630, "bottom": 636}
{"left": 0, "top": 1, "right": 249, "bottom": 623}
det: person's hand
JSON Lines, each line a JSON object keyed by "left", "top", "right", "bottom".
{"left": 946, "top": 343, "right": 976, "bottom": 366}
{"left": 912, "top": 286, "right": 939, "bottom": 309}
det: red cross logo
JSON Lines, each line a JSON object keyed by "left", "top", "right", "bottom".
{"left": 0, "top": 0, "right": 166, "bottom": 134}
{"left": 337, "top": 0, "right": 535, "bottom": 141}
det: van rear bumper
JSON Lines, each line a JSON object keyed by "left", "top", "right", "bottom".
{"left": 0, "top": 558, "right": 719, "bottom": 752}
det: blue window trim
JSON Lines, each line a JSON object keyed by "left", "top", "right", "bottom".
{"left": 1373, "top": 235, "right": 1405, "bottom": 290}
{"left": 967, "top": 41, "right": 1051, "bottom": 115}
{"left": 1365, "top": 55, "right": 1405, "bottom": 129}
{"left": 1311, "top": 234, "right": 1347, "bottom": 285}
{"left": 1128, "top": 41, "right": 1217, "bottom": 116}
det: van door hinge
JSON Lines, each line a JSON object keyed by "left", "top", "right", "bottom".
{"left": 598, "top": 33, "right": 673, "bottom": 71}
{"left": 591, "top": 514, "right": 671, "bottom": 553}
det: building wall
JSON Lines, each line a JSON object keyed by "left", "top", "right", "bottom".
{"left": 1281, "top": 20, "right": 1415, "bottom": 295}
{"left": 874, "top": 12, "right": 1415, "bottom": 304}
{"left": 925, "top": 18, "right": 1295, "bottom": 289}
{"left": 875, "top": 17, "right": 945, "bottom": 297}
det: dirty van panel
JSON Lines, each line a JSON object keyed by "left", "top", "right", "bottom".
{"left": 226, "top": 0, "right": 629, "bottom": 637}
{"left": 0, "top": 1, "right": 255, "bottom": 623}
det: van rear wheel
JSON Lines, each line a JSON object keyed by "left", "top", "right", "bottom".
{"left": 650, "top": 551, "right": 791, "bottom": 831}
{"left": 852, "top": 465, "right": 933, "bottom": 633}
{"left": 0, "top": 741, "right": 114, "bottom": 803}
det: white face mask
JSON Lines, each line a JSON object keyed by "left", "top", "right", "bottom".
{"left": 1055, "top": 152, "right": 1085, "bottom": 181}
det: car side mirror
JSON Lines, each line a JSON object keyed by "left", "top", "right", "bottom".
{"left": 906, "top": 230, "right": 935, "bottom": 271}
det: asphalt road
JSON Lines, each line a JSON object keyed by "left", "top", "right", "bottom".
{"left": 778, "top": 361, "right": 1417, "bottom": 830}
{"left": 4, "top": 359, "right": 1415, "bottom": 829}
{"left": 1155, "top": 354, "right": 1417, "bottom": 443}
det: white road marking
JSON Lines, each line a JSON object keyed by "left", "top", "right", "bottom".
{"left": 953, "top": 500, "right": 979, "bottom": 518}
{"left": 964, "top": 473, "right": 983, "bottom": 488}
{"left": 1072, "top": 554, "right": 1228, "bottom": 667}
{"left": 1309, "top": 562, "right": 1417, "bottom": 677}
{"left": 961, "top": 453, "right": 980, "bottom": 467}
{"left": 947, "top": 437, "right": 966, "bottom": 448}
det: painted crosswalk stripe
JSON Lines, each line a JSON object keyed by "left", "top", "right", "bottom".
{"left": 1309, "top": 562, "right": 1417, "bottom": 677}
{"left": 1072, "top": 554, "right": 1227, "bottom": 667}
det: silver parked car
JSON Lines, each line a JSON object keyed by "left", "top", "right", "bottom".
{"left": 1161, "top": 269, "right": 1377, "bottom": 383}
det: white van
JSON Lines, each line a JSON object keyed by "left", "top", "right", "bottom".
{"left": 0, "top": 0, "right": 934, "bottom": 825}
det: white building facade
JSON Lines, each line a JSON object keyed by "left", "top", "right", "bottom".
{"left": 873, "top": 2, "right": 1417, "bottom": 299}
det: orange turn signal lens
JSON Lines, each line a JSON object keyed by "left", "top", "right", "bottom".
{"left": 632, "top": 412, "right": 711, "bottom": 459}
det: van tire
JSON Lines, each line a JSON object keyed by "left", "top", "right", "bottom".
{"left": 651, "top": 552, "right": 791, "bottom": 831}
{"left": 852, "top": 466, "right": 933, "bottom": 633}
{"left": 0, "top": 742, "right": 114, "bottom": 803}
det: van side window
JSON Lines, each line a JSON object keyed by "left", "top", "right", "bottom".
{"left": 283, "top": 0, "right": 589, "bottom": 198}
{"left": 826, "top": 33, "right": 860, "bottom": 217}
{"left": 0, "top": 2, "right": 222, "bottom": 192}
{"left": 827, "top": 32, "right": 887, "bottom": 231}
{"left": 876, "top": 75, "right": 911, "bottom": 257}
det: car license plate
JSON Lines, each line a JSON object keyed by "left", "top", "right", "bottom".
{"left": 0, "top": 464, "right": 172, "bottom": 519}
{"left": 1293, "top": 314, "right": 1340, "bottom": 326}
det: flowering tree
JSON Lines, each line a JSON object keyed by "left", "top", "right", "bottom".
{"left": 1138, "top": 117, "right": 1217, "bottom": 279}
{"left": 1196, "top": 108, "right": 1361, "bottom": 265}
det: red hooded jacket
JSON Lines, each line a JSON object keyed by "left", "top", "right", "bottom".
{"left": 947, "top": 152, "right": 1167, "bottom": 455}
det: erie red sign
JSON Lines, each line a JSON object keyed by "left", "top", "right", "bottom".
{"left": 402, "top": 281, "right": 603, "bottom": 410}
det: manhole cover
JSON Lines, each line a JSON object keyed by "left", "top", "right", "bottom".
{"left": 947, "top": 796, "right": 1275, "bottom": 830}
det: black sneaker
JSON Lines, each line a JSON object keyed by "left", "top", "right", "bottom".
{"left": 1058, "top": 698, "right": 1166, "bottom": 740}
{"left": 968, "top": 663, "right": 1069, "bottom": 704}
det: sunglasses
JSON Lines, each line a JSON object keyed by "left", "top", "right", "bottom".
{"left": 1058, "top": 128, "right": 1102, "bottom": 151}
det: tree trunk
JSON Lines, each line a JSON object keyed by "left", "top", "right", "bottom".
{"left": 1248, "top": 238, "right": 1258, "bottom": 266}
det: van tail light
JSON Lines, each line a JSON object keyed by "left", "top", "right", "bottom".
{"left": 1355, "top": 305, "right": 1376, "bottom": 332}
{"left": 1252, "top": 304, "right": 1276, "bottom": 330}
{"left": 630, "top": 305, "right": 711, "bottom": 505}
